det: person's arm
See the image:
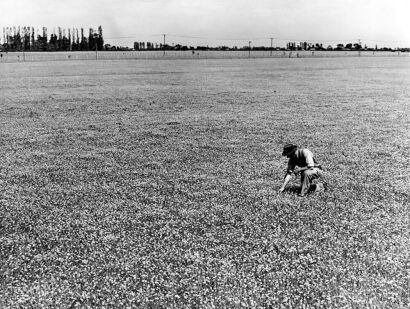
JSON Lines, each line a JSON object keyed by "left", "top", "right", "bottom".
{"left": 293, "top": 166, "right": 314, "bottom": 174}
{"left": 279, "top": 163, "right": 294, "bottom": 192}
{"left": 279, "top": 172, "right": 292, "bottom": 192}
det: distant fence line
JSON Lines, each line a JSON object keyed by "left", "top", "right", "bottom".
{"left": 0, "top": 50, "right": 408, "bottom": 63}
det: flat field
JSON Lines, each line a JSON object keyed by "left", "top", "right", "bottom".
{"left": 0, "top": 57, "right": 409, "bottom": 307}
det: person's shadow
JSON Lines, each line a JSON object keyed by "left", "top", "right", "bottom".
{"left": 282, "top": 183, "right": 327, "bottom": 194}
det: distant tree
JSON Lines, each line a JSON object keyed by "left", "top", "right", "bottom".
{"left": 88, "top": 28, "right": 95, "bottom": 50}
{"left": 14, "top": 26, "right": 22, "bottom": 50}
{"left": 0, "top": 25, "right": 104, "bottom": 52}
{"left": 97, "top": 26, "right": 104, "bottom": 50}
{"left": 22, "top": 27, "right": 28, "bottom": 50}
{"left": 76, "top": 28, "right": 81, "bottom": 50}
{"left": 41, "top": 27, "right": 48, "bottom": 51}
{"left": 353, "top": 43, "right": 362, "bottom": 50}
{"left": 335, "top": 44, "right": 344, "bottom": 50}
{"left": 61, "top": 29, "right": 66, "bottom": 50}
{"left": 31, "top": 27, "right": 35, "bottom": 50}
{"left": 56, "top": 27, "right": 62, "bottom": 50}
{"left": 2, "top": 28, "right": 8, "bottom": 51}
{"left": 80, "top": 28, "right": 88, "bottom": 50}
{"left": 49, "top": 32, "right": 57, "bottom": 51}
{"left": 71, "top": 28, "right": 78, "bottom": 51}
{"left": 67, "top": 28, "right": 71, "bottom": 51}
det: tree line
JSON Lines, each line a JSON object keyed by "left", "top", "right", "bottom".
{"left": 1, "top": 26, "right": 104, "bottom": 52}
{"left": 132, "top": 41, "right": 408, "bottom": 52}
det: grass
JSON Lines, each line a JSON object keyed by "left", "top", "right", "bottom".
{"left": 0, "top": 57, "right": 409, "bottom": 308}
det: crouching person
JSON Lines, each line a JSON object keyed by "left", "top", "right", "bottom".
{"left": 278, "top": 144, "right": 324, "bottom": 197}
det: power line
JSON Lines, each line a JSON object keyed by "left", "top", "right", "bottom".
{"left": 105, "top": 36, "right": 137, "bottom": 39}
{"left": 151, "top": 34, "right": 269, "bottom": 41}
{"left": 362, "top": 39, "right": 410, "bottom": 43}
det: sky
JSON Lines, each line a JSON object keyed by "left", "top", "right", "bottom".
{"left": 1, "top": 0, "right": 409, "bottom": 48}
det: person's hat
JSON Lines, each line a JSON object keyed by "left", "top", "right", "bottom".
{"left": 282, "top": 143, "right": 297, "bottom": 156}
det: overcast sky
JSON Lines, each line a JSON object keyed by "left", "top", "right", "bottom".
{"left": 1, "top": 0, "right": 409, "bottom": 48}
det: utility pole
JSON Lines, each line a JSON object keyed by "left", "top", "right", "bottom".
{"left": 248, "top": 41, "right": 251, "bottom": 58}
{"left": 270, "top": 37, "right": 274, "bottom": 56}
{"left": 163, "top": 34, "right": 166, "bottom": 56}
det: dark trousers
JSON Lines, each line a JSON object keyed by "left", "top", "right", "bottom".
{"left": 300, "top": 168, "right": 322, "bottom": 195}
